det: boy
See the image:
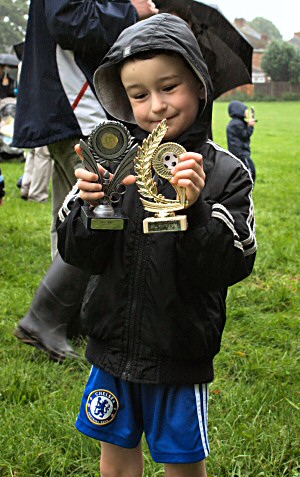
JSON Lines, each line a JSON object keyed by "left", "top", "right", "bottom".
{"left": 57, "top": 14, "right": 257, "bottom": 477}
{"left": 226, "top": 100, "right": 257, "bottom": 183}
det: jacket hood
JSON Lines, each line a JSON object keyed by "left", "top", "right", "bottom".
{"left": 228, "top": 100, "right": 248, "bottom": 119}
{"left": 94, "top": 13, "right": 214, "bottom": 131}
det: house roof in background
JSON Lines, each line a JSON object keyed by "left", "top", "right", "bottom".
{"left": 233, "top": 18, "right": 270, "bottom": 50}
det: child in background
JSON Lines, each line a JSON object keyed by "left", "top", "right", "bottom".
{"left": 226, "top": 100, "right": 257, "bottom": 183}
{"left": 0, "top": 168, "right": 5, "bottom": 205}
{"left": 57, "top": 14, "right": 256, "bottom": 477}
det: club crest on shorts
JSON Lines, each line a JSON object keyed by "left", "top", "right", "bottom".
{"left": 86, "top": 389, "right": 119, "bottom": 426}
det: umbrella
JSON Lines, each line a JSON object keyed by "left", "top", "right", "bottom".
{"left": 155, "top": 0, "right": 253, "bottom": 98}
{"left": 0, "top": 53, "right": 20, "bottom": 68}
{"left": 13, "top": 42, "right": 25, "bottom": 62}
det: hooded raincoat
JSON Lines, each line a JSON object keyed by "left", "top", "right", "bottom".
{"left": 226, "top": 100, "right": 254, "bottom": 160}
{"left": 57, "top": 14, "right": 257, "bottom": 385}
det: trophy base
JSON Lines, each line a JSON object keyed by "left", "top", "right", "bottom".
{"left": 143, "top": 215, "right": 187, "bottom": 234}
{"left": 81, "top": 205, "right": 128, "bottom": 230}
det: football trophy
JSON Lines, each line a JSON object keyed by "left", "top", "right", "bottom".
{"left": 135, "top": 119, "right": 188, "bottom": 233}
{"left": 80, "top": 121, "right": 138, "bottom": 230}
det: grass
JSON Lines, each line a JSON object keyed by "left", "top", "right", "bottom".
{"left": 0, "top": 102, "right": 299, "bottom": 476}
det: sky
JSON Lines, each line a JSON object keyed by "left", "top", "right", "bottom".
{"left": 197, "top": 0, "right": 300, "bottom": 40}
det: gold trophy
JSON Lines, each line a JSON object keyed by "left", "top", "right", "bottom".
{"left": 134, "top": 119, "right": 188, "bottom": 233}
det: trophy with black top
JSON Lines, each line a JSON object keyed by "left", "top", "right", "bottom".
{"left": 80, "top": 121, "right": 138, "bottom": 230}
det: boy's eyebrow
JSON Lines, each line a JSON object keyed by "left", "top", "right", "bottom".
{"left": 124, "top": 74, "right": 181, "bottom": 91}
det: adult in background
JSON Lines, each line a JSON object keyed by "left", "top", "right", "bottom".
{"left": 20, "top": 147, "right": 53, "bottom": 202}
{"left": 226, "top": 100, "right": 257, "bottom": 184}
{"left": 13, "top": 0, "right": 158, "bottom": 361}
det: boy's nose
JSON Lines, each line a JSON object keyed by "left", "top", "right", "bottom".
{"left": 151, "top": 93, "right": 167, "bottom": 113}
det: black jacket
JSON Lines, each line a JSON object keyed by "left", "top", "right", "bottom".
{"left": 12, "top": 0, "right": 138, "bottom": 148}
{"left": 57, "top": 15, "right": 257, "bottom": 385}
{"left": 226, "top": 100, "right": 254, "bottom": 160}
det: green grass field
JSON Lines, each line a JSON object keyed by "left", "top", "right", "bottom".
{"left": 0, "top": 102, "right": 299, "bottom": 476}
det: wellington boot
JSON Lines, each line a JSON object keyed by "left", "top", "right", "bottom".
{"left": 15, "top": 254, "right": 90, "bottom": 362}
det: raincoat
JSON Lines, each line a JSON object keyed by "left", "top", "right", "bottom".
{"left": 57, "top": 14, "right": 257, "bottom": 385}
{"left": 12, "top": 0, "right": 138, "bottom": 148}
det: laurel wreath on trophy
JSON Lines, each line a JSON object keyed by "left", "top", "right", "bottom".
{"left": 134, "top": 119, "right": 187, "bottom": 214}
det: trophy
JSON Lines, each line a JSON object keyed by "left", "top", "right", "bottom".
{"left": 135, "top": 119, "right": 189, "bottom": 234}
{"left": 80, "top": 121, "right": 138, "bottom": 230}
{"left": 251, "top": 106, "right": 258, "bottom": 122}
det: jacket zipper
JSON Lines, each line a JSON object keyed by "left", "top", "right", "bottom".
{"left": 122, "top": 205, "right": 149, "bottom": 380}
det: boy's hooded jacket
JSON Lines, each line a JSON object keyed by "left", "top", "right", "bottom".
{"left": 226, "top": 100, "right": 254, "bottom": 160}
{"left": 57, "top": 15, "right": 257, "bottom": 385}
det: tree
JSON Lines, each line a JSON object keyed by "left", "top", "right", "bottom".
{"left": 289, "top": 51, "right": 300, "bottom": 85}
{"left": 0, "top": 0, "right": 29, "bottom": 52}
{"left": 261, "top": 41, "right": 300, "bottom": 82}
{"left": 249, "top": 17, "right": 282, "bottom": 41}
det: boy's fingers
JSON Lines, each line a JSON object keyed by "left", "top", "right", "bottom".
{"left": 172, "top": 158, "right": 203, "bottom": 178}
{"left": 74, "top": 144, "right": 83, "bottom": 160}
{"left": 122, "top": 174, "right": 137, "bottom": 186}
{"left": 74, "top": 142, "right": 136, "bottom": 192}
{"left": 79, "top": 190, "right": 104, "bottom": 207}
{"left": 172, "top": 172, "right": 205, "bottom": 196}
{"left": 78, "top": 180, "right": 102, "bottom": 192}
{"left": 171, "top": 162, "right": 205, "bottom": 186}
{"left": 179, "top": 152, "right": 203, "bottom": 167}
{"left": 75, "top": 168, "right": 99, "bottom": 183}
{"left": 74, "top": 144, "right": 108, "bottom": 177}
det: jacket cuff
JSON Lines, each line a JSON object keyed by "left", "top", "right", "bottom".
{"left": 184, "top": 195, "right": 212, "bottom": 230}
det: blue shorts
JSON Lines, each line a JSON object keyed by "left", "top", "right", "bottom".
{"left": 76, "top": 366, "right": 210, "bottom": 464}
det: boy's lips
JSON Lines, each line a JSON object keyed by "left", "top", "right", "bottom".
{"left": 151, "top": 116, "right": 177, "bottom": 126}
{"left": 166, "top": 115, "right": 178, "bottom": 124}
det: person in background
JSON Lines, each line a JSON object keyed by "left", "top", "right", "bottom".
{"left": 14, "top": 45, "right": 52, "bottom": 203}
{"left": 0, "top": 167, "right": 5, "bottom": 205}
{"left": 57, "top": 14, "right": 256, "bottom": 476}
{"left": 226, "top": 100, "right": 257, "bottom": 183}
{"left": 13, "top": 0, "right": 158, "bottom": 362}
{"left": 0, "top": 65, "right": 16, "bottom": 99}
{"left": 20, "top": 147, "right": 53, "bottom": 202}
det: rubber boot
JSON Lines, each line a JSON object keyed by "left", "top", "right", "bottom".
{"left": 15, "top": 254, "right": 90, "bottom": 362}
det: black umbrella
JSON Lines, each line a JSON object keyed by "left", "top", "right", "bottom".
{"left": 155, "top": 0, "right": 253, "bottom": 98}
{"left": 0, "top": 53, "right": 20, "bottom": 68}
{"left": 13, "top": 42, "right": 25, "bottom": 62}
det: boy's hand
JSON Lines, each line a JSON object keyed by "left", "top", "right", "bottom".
{"left": 171, "top": 152, "right": 205, "bottom": 207}
{"left": 74, "top": 144, "right": 136, "bottom": 207}
{"left": 131, "top": 0, "right": 158, "bottom": 19}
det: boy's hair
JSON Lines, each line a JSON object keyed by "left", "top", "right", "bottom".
{"left": 119, "top": 49, "right": 203, "bottom": 93}
{"left": 118, "top": 48, "right": 177, "bottom": 74}
{"left": 121, "top": 48, "right": 177, "bottom": 64}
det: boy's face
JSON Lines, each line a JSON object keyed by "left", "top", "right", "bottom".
{"left": 121, "top": 54, "right": 201, "bottom": 140}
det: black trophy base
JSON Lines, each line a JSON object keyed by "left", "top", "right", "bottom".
{"left": 81, "top": 205, "right": 129, "bottom": 230}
